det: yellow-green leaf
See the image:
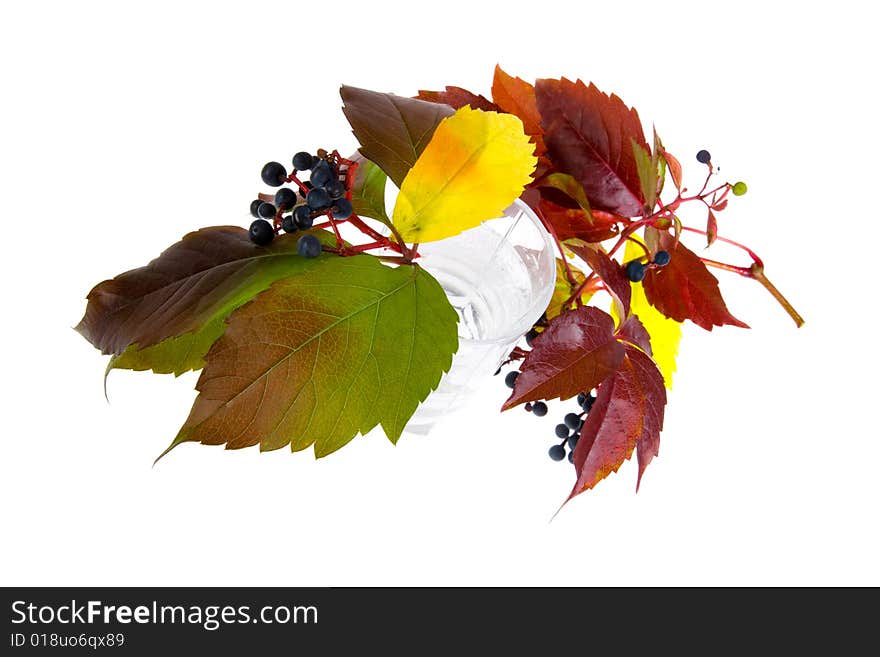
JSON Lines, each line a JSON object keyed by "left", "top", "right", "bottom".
{"left": 391, "top": 106, "right": 536, "bottom": 243}
{"left": 613, "top": 239, "right": 682, "bottom": 389}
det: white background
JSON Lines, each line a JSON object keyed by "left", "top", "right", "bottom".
{"left": 1, "top": 1, "right": 876, "bottom": 586}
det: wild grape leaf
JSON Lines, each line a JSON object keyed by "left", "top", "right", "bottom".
{"left": 652, "top": 128, "right": 667, "bottom": 200}
{"left": 350, "top": 153, "right": 391, "bottom": 227}
{"left": 76, "top": 227, "right": 335, "bottom": 359}
{"left": 615, "top": 315, "right": 652, "bottom": 356}
{"left": 392, "top": 106, "right": 536, "bottom": 243}
{"left": 534, "top": 196, "right": 620, "bottom": 243}
{"left": 164, "top": 257, "right": 459, "bottom": 459}
{"left": 502, "top": 306, "right": 624, "bottom": 410}
{"left": 340, "top": 85, "right": 454, "bottom": 188}
{"left": 569, "top": 344, "right": 666, "bottom": 498}
{"left": 566, "top": 242, "right": 631, "bottom": 317}
{"left": 546, "top": 258, "right": 592, "bottom": 320}
{"left": 491, "top": 65, "right": 545, "bottom": 156}
{"left": 537, "top": 172, "right": 593, "bottom": 217}
{"left": 663, "top": 149, "right": 683, "bottom": 190}
{"left": 632, "top": 140, "right": 657, "bottom": 210}
{"left": 642, "top": 232, "right": 749, "bottom": 330}
{"left": 535, "top": 77, "right": 649, "bottom": 217}
{"left": 416, "top": 86, "right": 500, "bottom": 112}
{"left": 706, "top": 209, "right": 718, "bottom": 246}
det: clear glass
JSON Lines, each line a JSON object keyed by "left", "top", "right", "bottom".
{"left": 402, "top": 199, "right": 556, "bottom": 434}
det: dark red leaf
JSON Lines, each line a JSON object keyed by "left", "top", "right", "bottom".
{"left": 535, "top": 77, "right": 649, "bottom": 217}
{"left": 616, "top": 315, "right": 652, "bottom": 356}
{"left": 663, "top": 150, "right": 683, "bottom": 190}
{"left": 642, "top": 233, "right": 749, "bottom": 330}
{"left": 502, "top": 307, "right": 624, "bottom": 410}
{"left": 566, "top": 243, "right": 631, "bottom": 316}
{"left": 534, "top": 195, "right": 620, "bottom": 243}
{"left": 569, "top": 344, "right": 666, "bottom": 498}
{"left": 415, "top": 86, "right": 500, "bottom": 112}
{"left": 491, "top": 65, "right": 545, "bottom": 156}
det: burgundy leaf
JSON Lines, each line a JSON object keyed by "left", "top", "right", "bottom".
{"left": 642, "top": 233, "right": 749, "bottom": 330}
{"left": 491, "top": 65, "right": 545, "bottom": 156}
{"left": 569, "top": 345, "right": 666, "bottom": 498}
{"left": 566, "top": 242, "right": 631, "bottom": 316}
{"left": 502, "top": 307, "right": 624, "bottom": 410}
{"left": 535, "top": 77, "right": 649, "bottom": 217}
{"left": 416, "top": 86, "right": 500, "bottom": 112}
{"left": 616, "top": 315, "right": 652, "bottom": 356}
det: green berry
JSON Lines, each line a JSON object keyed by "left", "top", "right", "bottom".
{"left": 732, "top": 181, "right": 748, "bottom": 196}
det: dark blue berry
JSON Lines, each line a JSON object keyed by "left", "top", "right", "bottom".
{"left": 310, "top": 161, "right": 334, "bottom": 188}
{"left": 297, "top": 234, "right": 322, "bottom": 258}
{"left": 696, "top": 149, "right": 711, "bottom": 164}
{"left": 564, "top": 413, "right": 581, "bottom": 430}
{"left": 532, "top": 401, "right": 548, "bottom": 417}
{"left": 307, "top": 187, "right": 331, "bottom": 210}
{"left": 582, "top": 395, "right": 595, "bottom": 412}
{"left": 332, "top": 198, "right": 353, "bottom": 220}
{"left": 261, "top": 161, "right": 287, "bottom": 187}
{"left": 653, "top": 250, "right": 671, "bottom": 267}
{"left": 292, "top": 151, "right": 315, "bottom": 171}
{"left": 577, "top": 392, "right": 587, "bottom": 406}
{"left": 249, "top": 219, "right": 274, "bottom": 246}
{"left": 567, "top": 450, "right": 575, "bottom": 463}
{"left": 626, "top": 260, "right": 646, "bottom": 283}
{"left": 504, "top": 371, "right": 519, "bottom": 389}
{"left": 325, "top": 179, "right": 346, "bottom": 200}
{"left": 300, "top": 181, "right": 314, "bottom": 199}
{"left": 274, "top": 187, "right": 297, "bottom": 211}
{"left": 549, "top": 445, "right": 566, "bottom": 462}
{"left": 525, "top": 328, "right": 540, "bottom": 346}
{"left": 281, "top": 215, "right": 298, "bottom": 234}
{"left": 567, "top": 434, "right": 579, "bottom": 450}
{"left": 294, "top": 205, "right": 313, "bottom": 229}
{"left": 249, "top": 199, "right": 263, "bottom": 218}
{"left": 257, "top": 202, "right": 276, "bottom": 219}
{"left": 554, "top": 424, "right": 569, "bottom": 439}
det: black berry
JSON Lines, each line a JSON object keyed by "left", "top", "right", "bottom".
{"left": 325, "top": 179, "right": 346, "bottom": 200}
{"left": 294, "top": 205, "right": 313, "bottom": 229}
{"left": 554, "top": 424, "right": 569, "bottom": 439}
{"left": 567, "top": 450, "right": 575, "bottom": 463}
{"left": 696, "top": 149, "right": 711, "bottom": 164}
{"left": 532, "top": 401, "right": 548, "bottom": 417}
{"left": 582, "top": 395, "right": 595, "bottom": 412}
{"left": 564, "top": 413, "right": 581, "bottom": 430}
{"left": 281, "top": 215, "right": 298, "bottom": 234}
{"left": 567, "top": 434, "right": 579, "bottom": 450}
{"left": 653, "top": 250, "right": 671, "bottom": 267}
{"left": 300, "top": 181, "right": 314, "bottom": 199}
{"left": 292, "top": 151, "right": 315, "bottom": 171}
{"left": 297, "top": 234, "right": 322, "bottom": 258}
{"left": 249, "top": 219, "right": 274, "bottom": 246}
{"left": 577, "top": 392, "right": 587, "bottom": 406}
{"left": 549, "top": 445, "right": 566, "bottom": 462}
{"left": 332, "top": 198, "right": 353, "bottom": 220}
{"left": 274, "top": 187, "right": 297, "bottom": 211}
{"left": 504, "top": 371, "right": 519, "bottom": 389}
{"left": 307, "top": 187, "right": 331, "bottom": 210}
{"left": 626, "top": 260, "right": 646, "bottom": 283}
{"left": 525, "top": 328, "right": 540, "bottom": 346}
{"left": 261, "top": 161, "right": 287, "bottom": 187}
{"left": 310, "top": 161, "right": 334, "bottom": 188}
{"left": 249, "top": 199, "right": 263, "bottom": 218}
{"left": 257, "top": 202, "right": 276, "bottom": 219}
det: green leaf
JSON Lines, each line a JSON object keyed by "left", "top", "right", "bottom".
{"left": 632, "top": 139, "right": 656, "bottom": 210}
{"left": 537, "top": 172, "right": 594, "bottom": 218}
{"left": 350, "top": 153, "right": 391, "bottom": 227}
{"left": 77, "top": 227, "right": 338, "bottom": 375}
{"left": 340, "top": 85, "right": 454, "bottom": 189}
{"left": 163, "top": 256, "right": 459, "bottom": 459}
{"left": 652, "top": 128, "right": 667, "bottom": 200}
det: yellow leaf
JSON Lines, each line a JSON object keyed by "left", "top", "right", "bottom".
{"left": 613, "top": 240, "right": 683, "bottom": 389}
{"left": 392, "top": 106, "right": 537, "bottom": 243}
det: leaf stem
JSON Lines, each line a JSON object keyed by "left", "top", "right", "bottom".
{"left": 750, "top": 263, "right": 805, "bottom": 328}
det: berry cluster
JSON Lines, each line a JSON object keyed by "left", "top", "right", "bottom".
{"left": 246, "top": 149, "right": 356, "bottom": 258}
{"left": 624, "top": 249, "right": 670, "bottom": 283}
{"left": 504, "top": 372, "right": 596, "bottom": 464}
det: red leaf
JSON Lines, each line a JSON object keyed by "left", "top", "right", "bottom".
{"left": 416, "top": 86, "right": 500, "bottom": 112}
{"left": 535, "top": 195, "right": 620, "bottom": 243}
{"left": 569, "top": 345, "right": 666, "bottom": 498}
{"left": 491, "top": 65, "right": 545, "bottom": 156}
{"left": 616, "top": 315, "right": 652, "bottom": 356}
{"left": 502, "top": 307, "right": 625, "bottom": 410}
{"left": 706, "top": 209, "right": 718, "bottom": 246}
{"left": 566, "top": 243, "right": 631, "bottom": 317}
{"left": 642, "top": 233, "right": 749, "bottom": 330}
{"left": 663, "top": 150, "right": 683, "bottom": 190}
{"left": 535, "top": 78, "right": 649, "bottom": 217}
